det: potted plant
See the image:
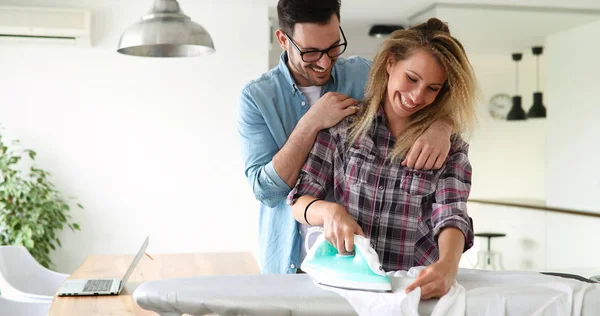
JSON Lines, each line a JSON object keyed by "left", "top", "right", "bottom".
{"left": 0, "top": 130, "right": 82, "bottom": 269}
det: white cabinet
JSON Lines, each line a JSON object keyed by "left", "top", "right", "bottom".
{"left": 545, "top": 20, "right": 600, "bottom": 214}
{"left": 464, "top": 201, "right": 600, "bottom": 276}
{"left": 461, "top": 202, "right": 546, "bottom": 271}
{"left": 545, "top": 212, "right": 600, "bottom": 273}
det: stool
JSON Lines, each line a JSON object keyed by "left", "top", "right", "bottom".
{"left": 473, "top": 232, "right": 506, "bottom": 271}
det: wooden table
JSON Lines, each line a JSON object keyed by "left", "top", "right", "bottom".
{"left": 49, "top": 252, "right": 260, "bottom": 315}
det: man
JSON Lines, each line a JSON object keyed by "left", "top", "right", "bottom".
{"left": 237, "top": 0, "right": 453, "bottom": 274}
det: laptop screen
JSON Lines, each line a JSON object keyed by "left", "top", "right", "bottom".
{"left": 119, "top": 236, "right": 149, "bottom": 291}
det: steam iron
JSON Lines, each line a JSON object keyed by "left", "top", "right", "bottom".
{"left": 301, "top": 227, "right": 392, "bottom": 292}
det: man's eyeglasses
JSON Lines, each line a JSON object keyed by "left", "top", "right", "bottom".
{"left": 284, "top": 26, "right": 348, "bottom": 63}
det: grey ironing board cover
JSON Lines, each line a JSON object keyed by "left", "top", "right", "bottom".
{"left": 132, "top": 273, "right": 435, "bottom": 316}
{"left": 133, "top": 268, "right": 600, "bottom": 316}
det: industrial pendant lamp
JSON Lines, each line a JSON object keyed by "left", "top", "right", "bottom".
{"left": 368, "top": 24, "right": 404, "bottom": 38}
{"left": 527, "top": 46, "right": 547, "bottom": 118}
{"left": 117, "top": 0, "right": 215, "bottom": 57}
{"left": 507, "top": 52, "right": 527, "bottom": 121}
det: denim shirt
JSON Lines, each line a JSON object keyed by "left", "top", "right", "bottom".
{"left": 237, "top": 52, "right": 371, "bottom": 274}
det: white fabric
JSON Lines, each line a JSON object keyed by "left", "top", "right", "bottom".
{"left": 458, "top": 268, "right": 595, "bottom": 316}
{"left": 317, "top": 266, "right": 465, "bottom": 316}
{"left": 315, "top": 267, "right": 600, "bottom": 316}
{"left": 298, "top": 85, "right": 323, "bottom": 106}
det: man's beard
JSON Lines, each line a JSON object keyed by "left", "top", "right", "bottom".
{"left": 289, "top": 53, "right": 335, "bottom": 86}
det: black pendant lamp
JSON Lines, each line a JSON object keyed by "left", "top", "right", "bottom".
{"left": 507, "top": 52, "right": 527, "bottom": 121}
{"left": 527, "top": 46, "right": 547, "bottom": 118}
{"left": 368, "top": 24, "right": 404, "bottom": 38}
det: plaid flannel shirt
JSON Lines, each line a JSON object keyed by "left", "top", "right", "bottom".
{"left": 287, "top": 106, "right": 474, "bottom": 271}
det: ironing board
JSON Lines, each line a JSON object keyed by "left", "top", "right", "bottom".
{"left": 133, "top": 269, "right": 600, "bottom": 316}
{"left": 133, "top": 273, "right": 436, "bottom": 316}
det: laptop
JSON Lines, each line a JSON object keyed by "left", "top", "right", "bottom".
{"left": 56, "top": 236, "right": 149, "bottom": 296}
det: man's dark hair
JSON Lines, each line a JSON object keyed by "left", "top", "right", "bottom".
{"left": 277, "top": 0, "right": 341, "bottom": 36}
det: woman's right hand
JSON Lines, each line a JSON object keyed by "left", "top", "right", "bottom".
{"left": 322, "top": 203, "right": 366, "bottom": 255}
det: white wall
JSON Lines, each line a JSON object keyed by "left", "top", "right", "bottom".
{"left": 0, "top": 0, "right": 268, "bottom": 273}
{"left": 545, "top": 19, "right": 600, "bottom": 214}
{"left": 467, "top": 54, "right": 546, "bottom": 200}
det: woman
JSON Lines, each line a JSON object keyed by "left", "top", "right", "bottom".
{"left": 286, "top": 18, "right": 479, "bottom": 299}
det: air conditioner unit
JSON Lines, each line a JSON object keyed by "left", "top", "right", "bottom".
{"left": 0, "top": 6, "right": 92, "bottom": 46}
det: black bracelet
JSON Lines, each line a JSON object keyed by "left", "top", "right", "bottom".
{"left": 304, "top": 198, "right": 322, "bottom": 226}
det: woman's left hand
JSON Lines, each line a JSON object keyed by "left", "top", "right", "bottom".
{"left": 404, "top": 260, "right": 458, "bottom": 299}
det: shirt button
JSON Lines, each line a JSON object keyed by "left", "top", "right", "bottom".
{"left": 374, "top": 213, "right": 379, "bottom": 218}
{"left": 301, "top": 101, "right": 306, "bottom": 106}
{"left": 290, "top": 263, "right": 296, "bottom": 269}
{"left": 378, "top": 185, "right": 384, "bottom": 190}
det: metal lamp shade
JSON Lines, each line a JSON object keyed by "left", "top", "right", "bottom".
{"left": 117, "top": 0, "right": 215, "bottom": 57}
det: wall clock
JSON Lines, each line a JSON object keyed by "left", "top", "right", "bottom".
{"left": 488, "top": 93, "right": 512, "bottom": 120}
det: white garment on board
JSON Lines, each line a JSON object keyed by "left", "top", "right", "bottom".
{"left": 314, "top": 266, "right": 599, "bottom": 316}
{"left": 316, "top": 266, "right": 466, "bottom": 316}
{"left": 456, "top": 268, "right": 594, "bottom": 316}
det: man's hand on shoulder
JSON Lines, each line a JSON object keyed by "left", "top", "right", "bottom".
{"left": 302, "top": 92, "right": 358, "bottom": 132}
{"left": 402, "top": 118, "right": 453, "bottom": 170}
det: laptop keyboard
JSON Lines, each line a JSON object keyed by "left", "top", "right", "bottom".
{"left": 83, "top": 279, "right": 114, "bottom": 292}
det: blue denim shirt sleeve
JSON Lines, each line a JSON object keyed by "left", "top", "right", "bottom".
{"left": 238, "top": 89, "right": 291, "bottom": 208}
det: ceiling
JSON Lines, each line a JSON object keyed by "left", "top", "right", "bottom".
{"left": 265, "top": 0, "right": 600, "bottom": 22}
{"left": 410, "top": 3, "right": 600, "bottom": 54}
{"left": 267, "top": 0, "right": 600, "bottom": 57}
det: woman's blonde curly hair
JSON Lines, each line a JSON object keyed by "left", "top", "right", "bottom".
{"left": 349, "top": 18, "right": 480, "bottom": 162}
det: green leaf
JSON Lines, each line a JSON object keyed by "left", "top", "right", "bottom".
{"left": 0, "top": 134, "right": 82, "bottom": 268}
{"left": 13, "top": 233, "right": 22, "bottom": 246}
{"left": 22, "top": 226, "right": 33, "bottom": 238}
{"left": 35, "top": 225, "right": 44, "bottom": 236}
{"left": 24, "top": 238, "right": 34, "bottom": 248}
